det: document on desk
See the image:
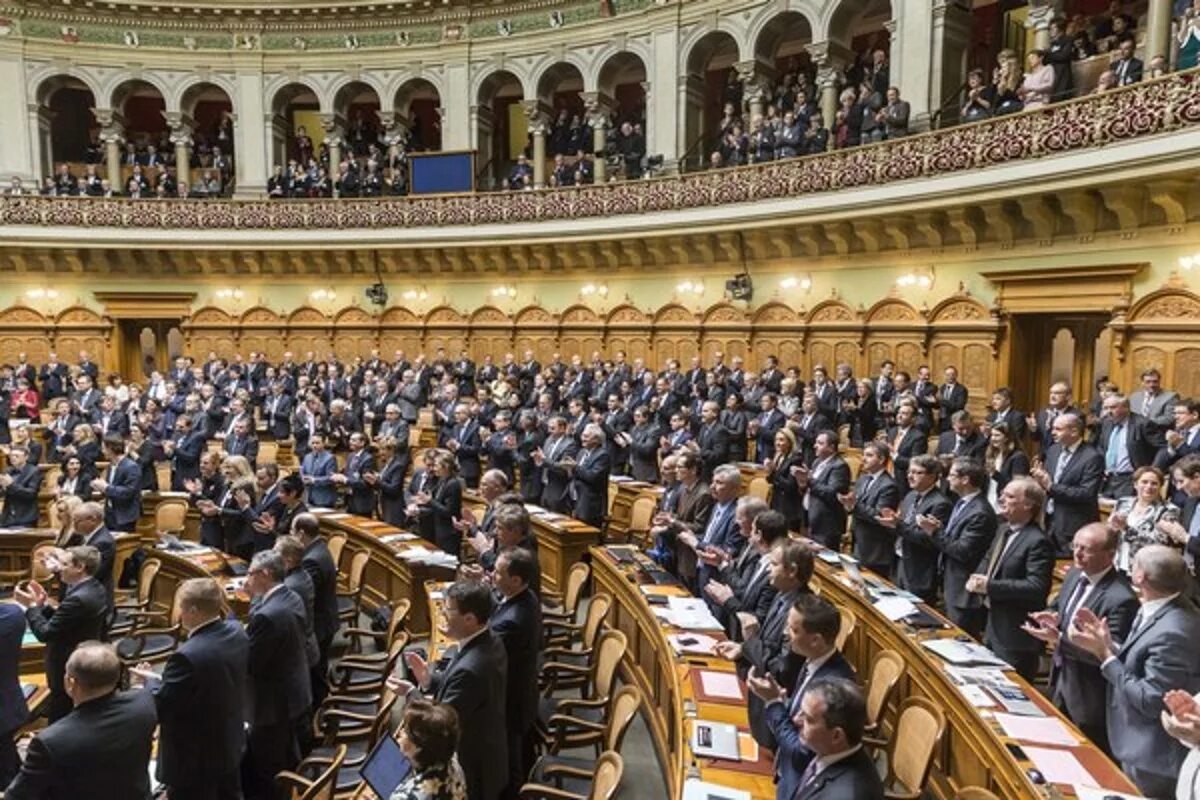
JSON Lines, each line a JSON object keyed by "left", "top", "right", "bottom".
{"left": 873, "top": 595, "right": 920, "bottom": 621}
{"left": 668, "top": 633, "right": 721, "bottom": 656}
{"left": 922, "top": 639, "right": 1011, "bottom": 668}
{"left": 681, "top": 779, "right": 751, "bottom": 800}
{"left": 1073, "top": 785, "right": 1146, "bottom": 800}
{"left": 698, "top": 670, "right": 744, "bottom": 700}
{"left": 994, "top": 712, "right": 1078, "bottom": 745}
{"left": 667, "top": 596, "right": 725, "bottom": 631}
{"left": 1022, "top": 746, "right": 1096, "bottom": 785}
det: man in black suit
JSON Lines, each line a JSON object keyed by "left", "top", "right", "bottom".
{"left": 678, "top": 464, "right": 745, "bottom": 595}
{"left": 264, "top": 383, "right": 294, "bottom": 441}
{"left": 66, "top": 502, "right": 116, "bottom": 614}
{"left": 14, "top": 545, "right": 108, "bottom": 721}
{"left": 798, "top": 430, "right": 852, "bottom": 552}
{"left": 0, "top": 445, "right": 42, "bottom": 527}
{"left": 164, "top": 414, "right": 207, "bottom": 491}
{"left": 789, "top": 678, "right": 884, "bottom": 800}
{"left": 966, "top": 476, "right": 1055, "bottom": 681}
{"left": 1032, "top": 412, "right": 1104, "bottom": 555}
{"left": 936, "top": 366, "right": 968, "bottom": 433}
{"left": 491, "top": 548, "right": 543, "bottom": 798}
{"left": 405, "top": 580, "right": 509, "bottom": 800}
{"left": 0, "top": 603, "right": 26, "bottom": 787}
{"left": 1162, "top": 455, "right": 1200, "bottom": 596}
{"left": 38, "top": 353, "right": 69, "bottom": 402}
{"left": 792, "top": 394, "right": 831, "bottom": 463}
{"left": 985, "top": 386, "right": 1027, "bottom": 441}
{"left": 884, "top": 455, "right": 954, "bottom": 603}
{"left": 1097, "top": 394, "right": 1156, "bottom": 499}
{"left": 692, "top": 400, "right": 730, "bottom": 481}
{"left": 223, "top": 418, "right": 260, "bottom": 470}
{"left": 935, "top": 410, "right": 987, "bottom": 462}
{"left": 4, "top": 642, "right": 156, "bottom": 800}
{"left": 703, "top": 504, "right": 782, "bottom": 637}
{"left": 747, "top": 594, "right": 858, "bottom": 799}
{"left": 536, "top": 416, "right": 579, "bottom": 514}
{"left": 1111, "top": 38, "right": 1143, "bottom": 85}
{"left": 446, "top": 402, "right": 482, "bottom": 489}
{"left": 292, "top": 513, "right": 338, "bottom": 706}
{"left": 751, "top": 393, "right": 786, "bottom": 461}
{"left": 335, "top": 431, "right": 376, "bottom": 516}
{"left": 844, "top": 442, "right": 901, "bottom": 577}
{"left": 243, "top": 550, "right": 312, "bottom": 800}
{"left": 1155, "top": 398, "right": 1200, "bottom": 507}
{"left": 133, "top": 578, "right": 249, "bottom": 800}
{"left": 274, "top": 535, "right": 321, "bottom": 679}
{"left": 1021, "top": 523, "right": 1137, "bottom": 756}
{"left": 92, "top": 436, "right": 142, "bottom": 533}
{"left": 569, "top": 423, "right": 611, "bottom": 529}
{"left": 883, "top": 401, "right": 927, "bottom": 477}
{"left": 1027, "top": 381, "right": 1078, "bottom": 454}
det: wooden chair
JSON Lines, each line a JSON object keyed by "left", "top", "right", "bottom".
{"left": 335, "top": 551, "right": 370, "bottom": 626}
{"left": 543, "top": 562, "right": 590, "bottom": 624}
{"left": 626, "top": 496, "right": 657, "bottom": 548}
{"left": 155, "top": 499, "right": 189, "bottom": 537}
{"left": 876, "top": 696, "right": 947, "bottom": 800}
{"left": 862, "top": 650, "right": 906, "bottom": 742}
{"left": 326, "top": 533, "right": 348, "bottom": 575}
{"left": 114, "top": 583, "right": 186, "bottom": 672}
{"left": 0, "top": 540, "right": 57, "bottom": 590}
{"left": 110, "top": 558, "right": 163, "bottom": 638}
{"left": 539, "top": 684, "right": 642, "bottom": 764}
{"left": 537, "top": 629, "right": 627, "bottom": 747}
{"left": 275, "top": 743, "right": 347, "bottom": 800}
{"left": 327, "top": 633, "right": 409, "bottom": 697}
{"left": 155, "top": 462, "right": 171, "bottom": 492}
{"left": 835, "top": 605, "right": 856, "bottom": 652}
{"left": 541, "top": 594, "right": 612, "bottom": 691}
{"left": 954, "top": 789, "right": 1000, "bottom": 800}
{"left": 309, "top": 688, "right": 397, "bottom": 795}
{"left": 747, "top": 475, "right": 771, "bottom": 502}
{"left": 519, "top": 750, "right": 623, "bottom": 800}
{"left": 342, "top": 597, "right": 410, "bottom": 656}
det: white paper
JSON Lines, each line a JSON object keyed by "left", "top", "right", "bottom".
{"left": 956, "top": 683, "right": 995, "bottom": 708}
{"left": 1023, "top": 746, "right": 1095, "bottom": 784}
{"left": 922, "top": 639, "right": 1011, "bottom": 668}
{"left": 681, "top": 780, "right": 750, "bottom": 800}
{"left": 873, "top": 596, "right": 919, "bottom": 621}
{"left": 698, "top": 670, "right": 743, "bottom": 700}
{"left": 322, "top": 513, "right": 351, "bottom": 520}
{"left": 668, "top": 633, "right": 721, "bottom": 656}
{"left": 994, "top": 713, "right": 1078, "bottom": 746}
{"left": 666, "top": 596, "right": 725, "bottom": 631}
{"left": 380, "top": 533, "right": 418, "bottom": 543}
{"left": 1074, "top": 785, "right": 1145, "bottom": 800}
{"left": 397, "top": 546, "right": 431, "bottom": 561}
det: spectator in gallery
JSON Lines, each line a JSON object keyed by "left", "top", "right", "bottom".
{"left": 962, "top": 68, "right": 995, "bottom": 122}
{"left": 1019, "top": 49, "right": 1055, "bottom": 109}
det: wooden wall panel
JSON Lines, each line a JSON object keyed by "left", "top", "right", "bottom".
{"left": 1112, "top": 286, "right": 1200, "bottom": 401}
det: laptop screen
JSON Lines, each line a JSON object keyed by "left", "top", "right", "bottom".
{"left": 361, "top": 733, "right": 412, "bottom": 798}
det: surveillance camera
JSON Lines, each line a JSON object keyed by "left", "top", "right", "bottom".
{"left": 365, "top": 283, "right": 389, "bottom": 306}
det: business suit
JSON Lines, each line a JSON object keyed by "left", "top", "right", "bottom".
{"left": 300, "top": 450, "right": 338, "bottom": 508}
{"left": 1129, "top": 389, "right": 1178, "bottom": 448}
{"left": 768, "top": 452, "right": 806, "bottom": 531}
{"left": 805, "top": 456, "right": 852, "bottom": 552}
{"left": 987, "top": 407, "right": 1027, "bottom": 442}
{"left": 1048, "top": 567, "right": 1138, "bottom": 756}
{"left": 25, "top": 577, "right": 108, "bottom": 721}
{"left": 936, "top": 383, "right": 968, "bottom": 432}
{"left": 264, "top": 393, "right": 294, "bottom": 440}
{"left": 1112, "top": 55, "right": 1144, "bottom": 86}
{"left": 223, "top": 433, "right": 260, "bottom": 469}
{"left": 192, "top": 472, "right": 228, "bottom": 551}
{"left": 936, "top": 430, "right": 987, "bottom": 461}
{"left": 978, "top": 522, "right": 1055, "bottom": 681}
{"left": 212, "top": 483, "right": 254, "bottom": 560}
{"left": 0, "top": 604, "right": 26, "bottom": 787}
{"left": 245, "top": 585, "right": 313, "bottom": 800}
{"left": 1098, "top": 414, "right": 1157, "bottom": 498}
{"left": 849, "top": 470, "right": 902, "bottom": 576}
{"left": 716, "top": 551, "right": 777, "bottom": 639}
{"left": 1101, "top": 595, "right": 1200, "bottom": 797}
{"left": 893, "top": 487, "right": 954, "bottom": 602}
{"left": 628, "top": 423, "right": 661, "bottom": 482}
{"left": 301, "top": 537, "right": 339, "bottom": 672}
{"left": 764, "top": 651, "right": 858, "bottom": 800}
{"left": 695, "top": 499, "right": 744, "bottom": 594}
{"left": 695, "top": 422, "right": 731, "bottom": 481}
{"left": 75, "top": 527, "right": 117, "bottom": 613}
{"left": 570, "top": 446, "right": 610, "bottom": 529}
{"left": 449, "top": 420, "right": 482, "bottom": 488}
{"left": 152, "top": 618, "right": 249, "bottom": 800}
{"left": 430, "top": 628, "right": 509, "bottom": 800}
{"left": 0, "top": 464, "right": 43, "bottom": 527}
{"left": 539, "top": 435, "right": 579, "bottom": 514}
{"left": 1043, "top": 442, "right": 1105, "bottom": 554}
{"left": 754, "top": 408, "right": 786, "bottom": 461}
{"left": 4, "top": 689, "right": 157, "bottom": 800}
{"left": 884, "top": 425, "right": 927, "bottom": 477}
{"left": 989, "top": 450, "right": 1030, "bottom": 497}
{"left": 933, "top": 493, "right": 997, "bottom": 638}
{"left": 741, "top": 589, "right": 806, "bottom": 748}
{"left": 377, "top": 455, "right": 410, "bottom": 526}
{"left": 100, "top": 456, "right": 142, "bottom": 533}
{"left": 793, "top": 746, "right": 885, "bottom": 800}
{"left": 170, "top": 429, "right": 207, "bottom": 491}
{"left": 283, "top": 567, "right": 320, "bottom": 669}
{"left": 341, "top": 448, "right": 377, "bottom": 516}
{"left": 421, "top": 476, "right": 463, "bottom": 556}
{"left": 491, "top": 589, "right": 543, "bottom": 793}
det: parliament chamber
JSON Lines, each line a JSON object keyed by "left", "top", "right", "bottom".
{"left": 4, "top": 0, "right": 1200, "bottom": 798}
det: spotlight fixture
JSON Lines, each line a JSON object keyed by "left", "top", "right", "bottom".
{"left": 25, "top": 288, "right": 60, "bottom": 300}
{"left": 365, "top": 283, "right": 389, "bottom": 306}
{"left": 215, "top": 288, "right": 244, "bottom": 300}
{"left": 491, "top": 285, "right": 517, "bottom": 298}
{"left": 895, "top": 269, "right": 934, "bottom": 290}
{"left": 310, "top": 288, "right": 337, "bottom": 302}
{"left": 580, "top": 283, "right": 609, "bottom": 298}
{"left": 676, "top": 280, "right": 705, "bottom": 295}
{"left": 779, "top": 275, "right": 812, "bottom": 291}
{"left": 1180, "top": 254, "right": 1199, "bottom": 270}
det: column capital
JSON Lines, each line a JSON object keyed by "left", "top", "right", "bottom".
{"left": 734, "top": 59, "right": 771, "bottom": 101}
{"left": 93, "top": 107, "right": 125, "bottom": 135}
{"left": 806, "top": 41, "right": 853, "bottom": 70}
{"left": 521, "top": 99, "right": 550, "bottom": 135}
{"left": 580, "top": 91, "right": 614, "bottom": 130}
{"left": 378, "top": 111, "right": 410, "bottom": 148}
{"left": 319, "top": 112, "right": 346, "bottom": 146}
{"left": 882, "top": 18, "right": 898, "bottom": 36}
{"left": 1025, "top": 2, "right": 1054, "bottom": 31}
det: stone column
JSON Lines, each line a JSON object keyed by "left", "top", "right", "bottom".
{"left": 649, "top": 27, "right": 679, "bottom": 170}
{"left": 735, "top": 60, "right": 769, "bottom": 121}
{"left": 164, "top": 112, "right": 194, "bottom": 189}
{"left": 31, "top": 105, "right": 54, "bottom": 180}
{"left": 378, "top": 111, "right": 410, "bottom": 164}
{"left": 1145, "top": 0, "right": 1173, "bottom": 63}
{"left": 817, "top": 68, "right": 839, "bottom": 146}
{"left": 581, "top": 91, "right": 613, "bottom": 182}
{"left": 522, "top": 100, "right": 549, "bottom": 188}
{"left": 320, "top": 113, "right": 345, "bottom": 197}
{"left": 1026, "top": 3, "right": 1054, "bottom": 51}
{"left": 931, "top": 0, "right": 972, "bottom": 127}
{"left": 233, "top": 70, "right": 268, "bottom": 198}
{"left": 885, "top": 18, "right": 900, "bottom": 90}
{"left": 94, "top": 109, "right": 125, "bottom": 192}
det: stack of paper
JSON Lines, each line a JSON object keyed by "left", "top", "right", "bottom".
{"left": 397, "top": 545, "right": 432, "bottom": 561}
{"left": 922, "top": 639, "right": 1011, "bottom": 668}
{"left": 668, "top": 633, "right": 721, "bottom": 656}
{"left": 994, "top": 713, "right": 1078, "bottom": 745}
{"left": 873, "top": 596, "right": 920, "bottom": 621}
{"left": 666, "top": 596, "right": 725, "bottom": 631}
{"left": 380, "top": 532, "right": 418, "bottom": 544}
{"left": 1022, "top": 746, "right": 1095, "bottom": 784}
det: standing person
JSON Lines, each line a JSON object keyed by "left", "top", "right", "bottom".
{"left": 569, "top": 423, "right": 611, "bottom": 529}
{"left": 0, "top": 445, "right": 43, "bottom": 528}
{"left": 0, "top": 601, "right": 25, "bottom": 787}
{"left": 843, "top": 442, "right": 900, "bottom": 577}
{"left": 133, "top": 578, "right": 249, "bottom": 800}
{"left": 92, "top": 435, "right": 142, "bottom": 533}
{"left": 291, "top": 513, "right": 337, "bottom": 707}
{"left": 885, "top": 455, "right": 954, "bottom": 603}
{"left": 797, "top": 430, "right": 852, "bottom": 552}
{"left": 1032, "top": 412, "right": 1104, "bottom": 555}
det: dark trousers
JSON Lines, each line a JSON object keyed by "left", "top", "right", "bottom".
{"left": 44, "top": 687, "right": 72, "bottom": 724}
{"left": 166, "top": 769, "right": 242, "bottom": 800}
{"left": 988, "top": 640, "right": 1040, "bottom": 683}
{"left": 245, "top": 719, "right": 302, "bottom": 800}
{"left": 0, "top": 728, "right": 19, "bottom": 789}
{"left": 1125, "top": 765, "right": 1178, "bottom": 800}
{"left": 948, "top": 605, "right": 986, "bottom": 641}
{"left": 502, "top": 725, "right": 535, "bottom": 800}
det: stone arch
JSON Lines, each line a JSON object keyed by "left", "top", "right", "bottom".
{"left": 682, "top": 29, "right": 742, "bottom": 170}
{"left": 266, "top": 76, "right": 326, "bottom": 114}
{"left": 34, "top": 73, "right": 100, "bottom": 167}
{"left": 534, "top": 61, "right": 587, "bottom": 138}
{"left": 109, "top": 78, "right": 169, "bottom": 153}
{"left": 750, "top": 8, "right": 818, "bottom": 81}
{"left": 747, "top": 3, "right": 821, "bottom": 57}
{"left": 532, "top": 56, "right": 590, "bottom": 103}
{"left": 822, "top": 0, "right": 893, "bottom": 50}
{"left": 595, "top": 50, "right": 649, "bottom": 127}
{"left": 177, "top": 80, "right": 235, "bottom": 159}
{"left": 474, "top": 69, "right": 527, "bottom": 188}
{"left": 106, "top": 74, "right": 171, "bottom": 111}
{"left": 329, "top": 75, "right": 387, "bottom": 115}
{"left": 471, "top": 67, "right": 529, "bottom": 109}
{"left": 173, "top": 75, "right": 238, "bottom": 116}
{"left": 394, "top": 77, "right": 443, "bottom": 151}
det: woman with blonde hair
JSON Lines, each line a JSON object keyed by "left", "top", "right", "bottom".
{"left": 197, "top": 454, "right": 258, "bottom": 558}
{"left": 52, "top": 494, "right": 84, "bottom": 547}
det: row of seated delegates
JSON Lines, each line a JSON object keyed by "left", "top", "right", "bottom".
{"left": 75, "top": 115, "right": 235, "bottom": 167}
{"left": 268, "top": 157, "right": 409, "bottom": 198}
{"left": 35, "top": 162, "right": 228, "bottom": 200}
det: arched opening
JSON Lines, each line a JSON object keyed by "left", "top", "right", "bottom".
{"left": 180, "top": 82, "right": 235, "bottom": 195}
{"left": 598, "top": 52, "right": 648, "bottom": 129}
{"left": 754, "top": 12, "right": 817, "bottom": 115}
{"left": 270, "top": 83, "right": 321, "bottom": 169}
{"left": 111, "top": 79, "right": 168, "bottom": 195}
{"left": 828, "top": 0, "right": 893, "bottom": 101}
{"left": 394, "top": 79, "right": 442, "bottom": 152}
{"left": 333, "top": 81, "right": 381, "bottom": 161}
{"left": 683, "top": 30, "right": 740, "bottom": 170}
{"left": 537, "top": 62, "right": 586, "bottom": 158}
{"left": 475, "top": 70, "right": 524, "bottom": 189}
{"left": 36, "top": 76, "right": 98, "bottom": 181}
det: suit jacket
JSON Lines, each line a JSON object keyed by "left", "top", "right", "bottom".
{"left": 152, "top": 619, "right": 249, "bottom": 787}
{"left": 539, "top": 435, "right": 579, "bottom": 514}
{"left": 1, "top": 463, "right": 43, "bottom": 527}
{"left": 265, "top": 393, "right": 294, "bottom": 440}
{"left": 301, "top": 538, "right": 339, "bottom": 649}
{"left": 979, "top": 523, "right": 1055, "bottom": 655}
{"left": 805, "top": 456, "right": 852, "bottom": 552}
{"left": 284, "top": 567, "right": 321, "bottom": 667}
{"left": 223, "top": 433, "right": 260, "bottom": 468}
{"left": 79, "top": 527, "right": 117, "bottom": 610}
{"left": 430, "top": 629, "right": 509, "bottom": 800}
{"left": 1128, "top": 389, "right": 1179, "bottom": 448}
{"left": 1112, "top": 56, "right": 1144, "bottom": 85}
{"left": 986, "top": 407, "right": 1027, "bottom": 442}
{"left": 1043, "top": 442, "right": 1104, "bottom": 551}
{"left": 490, "top": 589, "right": 543, "bottom": 735}
{"left": 794, "top": 746, "right": 885, "bottom": 800}
{"left": 718, "top": 551, "right": 777, "bottom": 639}
{"left": 990, "top": 450, "right": 1030, "bottom": 496}
{"left": 695, "top": 422, "right": 731, "bottom": 481}
{"left": 768, "top": 452, "right": 806, "bottom": 527}
{"left": 423, "top": 476, "right": 463, "bottom": 556}
{"left": 1101, "top": 595, "right": 1200, "bottom": 781}
{"left": 342, "top": 449, "right": 378, "bottom": 516}
{"left": 937, "top": 383, "right": 969, "bottom": 432}
{"left": 170, "top": 429, "right": 207, "bottom": 490}
{"left": 1098, "top": 414, "right": 1156, "bottom": 472}
{"left": 754, "top": 408, "right": 787, "bottom": 461}
{"left": 377, "top": 455, "right": 411, "bottom": 526}
{"left": 246, "top": 585, "right": 312, "bottom": 726}
{"left": 933, "top": 493, "right": 997, "bottom": 612}
{"left": 936, "top": 430, "right": 987, "bottom": 461}
{"left": 0, "top": 603, "right": 26, "bottom": 735}
{"left": 449, "top": 421, "right": 482, "bottom": 483}
{"left": 743, "top": 589, "right": 806, "bottom": 747}
{"left": 849, "top": 471, "right": 902, "bottom": 572}
{"left": 300, "top": 450, "right": 338, "bottom": 508}
{"left": 894, "top": 487, "right": 954, "bottom": 596}
{"left": 101, "top": 457, "right": 141, "bottom": 532}
{"left": 4, "top": 689, "right": 157, "bottom": 800}
{"left": 884, "top": 425, "right": 927, "bottom": 477}
{"left": 1049, "top": 567, "right": 1138, "bottom": 732}
{"left": 25, "top": 578, "right": 108, "bottom": 711}
{"left": 570, "top": 446, "right": 610, "bottom": 529}
{"left": 627, "top": 423, "right": 661, "bottom": 483}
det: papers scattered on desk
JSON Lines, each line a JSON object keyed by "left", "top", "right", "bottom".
{"left": 664, "top": 596, "right": 725, "bottom": 631}
{"left": 668, "top": 633, "right": 720, "bottom": 656}
{"left": 698, "top": 671, "right": 744, "bottom": 700}
{"left": 945, "top": 666, "right": 1016, "bottom": 687}
{"left": 610, "top": 475, "right": 634, "bottom": 483}
{"left": 380, "top": 533, "right": 419, "bottom": 544}
{"left": 1022, "top": 746, "right": 1095, "bottom": 784}
{"left": 922, "top": 639, "right": 1010, "bottom": 668}
{"left": 681, "top": 779, "right": 750, "bottom": 800}
{"left": 815, "top": 550, "right": 842, "bottom": 563}
{"left": 307, "top": 506, "right": 335, "bottom": 513}
{"left": 1074, "top": 785, "right": 1146, "bottom": 800}
{"left": 873, "top": 596, "right": 920, "bottom": 622}
{"left": 994, "top": 713, "right": 1078, "bottom": 746}
{"left": 398, "top": 545, "right": 431, "bottom": 559}
{"left": 157, "top": 491, "right": 190, "bottom": 498}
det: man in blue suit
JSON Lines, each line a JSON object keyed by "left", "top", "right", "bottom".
{"left": 0, "top": 602, "right": 26, "bottom": 786}
{"left": 92, "top": 436, "right": 142, "bottom": 533}
{"left": 165, "top": 415, "right": 207, "bottom": 491}
{"left": 678, "top": 464, "right": 745, "bottom": 595}
{"left": 299, "top": 433, "right": 338, "bottom": 508}
{"left": 0, "top": 445, "right": 43, "bottom": 528}
{"left": 747, "top": 594, "right": 858, "bottom": 800}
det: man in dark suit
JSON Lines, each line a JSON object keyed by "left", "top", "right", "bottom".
{"left": 92, "top": 436, "right": 142, "bottom": 533}
{"left": 569, "top": 423, "right": 611, "bottom": 529}
{"left": 274, "top": 536, "right": 321, "bottom": 678}
{"left": 491, "top": 548, "right": 543, "bottom": 797}
{"left": 885, "top": 454, "right": 954, "bottom": 603}
{"left": 223, "top": 418, "right": 260, "bottom": 470}
{"left": 1070, "top": 545, "right": 1200, "bottom": 798}
{"left": 243, "top": 550, "right": 312, "bottom": 800}
{"left": 14, "top": 545, "right": 108, "bottom": 721}
{"left": 134, "top": 578, "right": 249, "bottom": 800}
{"left": 789, "top": 678, "right": 884, "bottom": 800}
{"left": 966, "top": 476, "right": 1055, "bottom": 681}
{"left": 292, "top": 513, "right": 338, "bottom": 706}
{"left": 0, "top": 445, "right": 42, "bottom": 527}
{"left": 678, "top": 464, "right": 745, "bottom": 595}
{"left": 1032, "top": 412, "right": 1104, "bottom": 555}
{"left": 165, "top": 414, "right": 207, "bottom": 491}
{"left": 3, "top": 642, "right": 156, "bottom": 800}
{"left": 405, "top": 581, "right": 509, "bottom": 800}
{"left": 936, "top": 366, "right": 968, "bottom": 433}
{"left": 799, "top": 430, "right": 852, "bottom": 552}
{"left": 703, "top": 504, "right": 783, "bottom": 637}
{"left": 985, "top": 386, "right": 1027, "bottom": 442}
{"left": 1022, "top": 523, "right": 1137, "bottom": 757}
{"left": 299, "top": 433, "right": 338, "bottom": 508}
{"left": 264, "top": 384, "right": 294, "bottom": 441}
{"left": 38, "top": 353, "right": 69, "bottom": 402}
{"left": 792, "top": 394, "right": 831, "bottom": 463}
{"left": 883, "top": 401, "right": 927, "bottom": 477}
{"left": 844, "top": 443, "right": 901, "bottom": 576}
{"left": 1154, "top": 398, "right": 1200, "bottom": 507}
{"left": 648, "top": 452, "right": 713, "bottom": 576}
{"left": 536, "top": 416, "right": 579, "bottom": 514}
{"left": 1128, "top": 368, "right": 1178, "bottom": 449}
{"left": 692, "top": 400, "right": 731, "bottom": 481}
{"left": 935, "top": 411, "right": 987, "bottom": 462}
{"left": 446, "top": 403, "right": 482, "bottom": 489}
{"left": 1097, "top": 394, "right": 1156, "bottom": 499}
{"left": 1161, "top": 455, "right": 1200, "bottom": 596}
{"left": 0, "top": 603, "right": 25, "bottom": 787}
{"left": 1027, "top": 381, "right": 1079, "bottom": 454}
{"left": 66, "top": 502, "right": 116, "bottom": 616}
{"left": 336, "top": 431, "right": 377, "bottom": 516}
{"left": 747, "top": 594, "right": 858, "bottom": 799}
{"left": 1111, "top": 38, "right": 1143, "bottom": 85}
{"left": 751, "top": 393, "right": 786, "bottom": 461}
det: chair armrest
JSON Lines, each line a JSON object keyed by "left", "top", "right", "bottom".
{"left": 540, "top": 661, "right": 591, "bottom": 678}
{"left": 542, "top": 645, "right": 591, "bottom": 660}
{"left": 341, "top": 626, "right": 385, "bottom": 640}
{"left": 553, "top": 697, "right": 607, "bottom": 713}
{"left": 540, "top": 763, "right": 597, "bottom": 780}
{"left": 318, "top": 708, "right": 376, "bottom": 725}
{"left": 518, "top": 783, "right": 586, "bottom": 800}
{"left": 862, "top": 734, "right": 887, "bottom": 751}
{"left": 273, "top": 771, "right": 313, "bottom": 793}
{"left": 884, "top": 788, "right": 922, "bottom": 800}
{"left": 543, "top": 618, "right": 583, "bottom": 633}
{"left": 546, "top": 713, "right": 605, "bottom": 734}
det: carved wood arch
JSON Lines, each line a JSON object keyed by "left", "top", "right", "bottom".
{"left": 513, "top": 305, "right": 556, "bottom": 325}
{"left": 380, "top": 306, "right": 421, "bottom": 324}
{"left": 864, "top": 298, "right": 922, "bottom": 325}
{"left": 560, "top": 304, "right": 602, "bottom": 324}
{"left": 287, "top": 306, "right": 329, "bottom": 325}
{"left": 701, "top": 302, "right": 746, "bottom": 325}
{"left": 239, "top": 306, "right": 283, "bottom": 325}
{"left": 751, "top": 302, "right": 801, "bottom": 327}
{"left": 1112, "top": 285, "right": 1200, "bottom": 398}
{"left": 187, "top": 306, "right": 236, "bottom": 326}
{"left": 469, "top": 306, "right": 510, "bottom": 325}
{"left": 605, "top": 304, "right": 649, "bottom": 325}
{"left": 424, "top": 305, "right": 467, "bottom": 325}
{"left": 334, "top": 306, "right": 375, "bottom": 325}
{"left": 653, "top": 303, "right": 696, "bottom": 325}
{"left": 928, "top": 294, "right": 991, "bottom": 324}
{"left": 54, "top": 305, "right": 106, "bottom": 326}
{"left": 806, "top": 299, "right": 858, "bottom": 325}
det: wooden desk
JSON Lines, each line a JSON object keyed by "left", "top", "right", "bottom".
{"left": 608, "top": 478, "right": 664, "bottom": 544}
{"left": 0, "top": 528, "right": 139, "bottom": 593}
{"left": 147, "top": 545, "right": 251, "bottom": 617}
{"left": 593, "top": 544, "right": 1141, "bottom": 800}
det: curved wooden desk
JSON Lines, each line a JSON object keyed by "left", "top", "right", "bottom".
{"left": 592, "top": 544, "right": 1141, "bottom": 800}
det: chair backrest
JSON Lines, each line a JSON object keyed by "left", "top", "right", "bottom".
{"left": 628, "top": 496, "right": 656, "bottom": 536}
{"left": 865, "top": 649, "right": 905, "bottom": 732}
{"left": 888, "top": 696, "right": 946, "bottom": 795}
{"left": 326, "top": 533, "right": 347, "bottom": 572}
{"left": 155, "top": 499, "right": 188, "bottom": 534}
{"left": 347, "top": 550, "right": 370, "bottom": 593}
{"left": 588, "top": 751, "right": 624, "bottom": 800}
{"left": 258, "top": 440, "right": 279, "bottom": 465}
{"left": 136, "top": 558, "right": 162, "bottom": 605}
{"left": 835, "top": 605, "right": 856, "bottom": 652}
{"left": 387, "top": 598, "right": 412, "bottom": 643}
{"left": 561, "top": 562, "right": 590, "bottom": 617}
{"left": 605, "top": 685, "right": 643, "bottom": 751}
{"left": 582, "top": 593, "right": 612, "bottom": 650}
{"left": 30, "top": 541, "right": 58, "bottom": 583}
{"left": 368, "top": 689, "right": 398, "bottom": 747}
{"left": 747, "top": 476, "right": 771, "bottom": 501}
{"left": 590, "top": 629, "right": 627, "bottom": 700}
{"left": 297, "top": 743, "right": 347, "bottom": 800}
{"left": 954, "top": 789, "right": 1000, "bottom": 800}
